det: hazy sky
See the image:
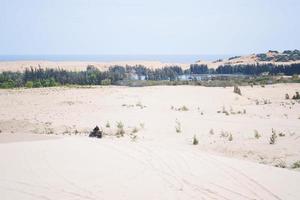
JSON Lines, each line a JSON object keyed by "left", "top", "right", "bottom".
{"left": 0, "top": 0, "right": 299, "bottom": 55}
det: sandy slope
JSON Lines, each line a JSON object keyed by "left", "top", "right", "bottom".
{"left": 0, "top": 84, "right": 300, "bottom": 199}
{"left": 0, "top": 60, "right": 189, "bottom": 72}
{"left": 1, "top": 137, "right": 300, "bottom": 200}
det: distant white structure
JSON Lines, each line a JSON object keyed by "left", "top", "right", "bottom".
{"left": 127, "top": 72, "right": 146, "bottom": 81}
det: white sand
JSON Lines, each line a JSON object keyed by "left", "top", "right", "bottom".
{"left": 0, "top": 60, "right": 189, "bottom": 72}
{"left": 1, "top": 84, "right": 300, "bottom": 199}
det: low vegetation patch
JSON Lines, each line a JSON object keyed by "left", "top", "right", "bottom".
{"left": 254, "top": 130, "right": 261, "bottom": 139}
{"left": 116, "top": 121, "right": 125, "bottom": 137}
{"left": 269, "top": 129, "right": 277, "bottom": 144}
{"left": 192, "top": 135, "right": 199, "bottom": 145}
{"left": 233, "top": 85, "right": 242, "bottom": 95}
{"left": 292, "top": 161, "right": 300, "bottom": 169}
{"left": 171, "top": 105, "right": 189, "bottom": 111}
{"left": 175, "top": 120, "right": 182, "bottom": 133}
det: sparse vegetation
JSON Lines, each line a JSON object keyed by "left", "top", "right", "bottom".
{"left": 136, "top": 102, "right": 146, "bottom": 109}
{"left": 269, "top": 130, "right": 277, "bottom": 144}
{"left": 193, "top": 135, "right": 199, "bottom": 145}
{"left": 285, "top": 93, "right": 290, "bottom": 100}
{"left": 139, "top": 123, "right": 145, "bottom": 129}
{"left": 291, "top": 161, "right": 300, "bottom": 169}
{"left": 292, "top": 92, "right": 300, "bottom": 100}
{"left": 175, "top": 120, "right": 181, "bottom": 133}
{"left": 274, "top": 160, "right": 287, "bottom": 168}
{"left": 132, "top": 127, "right": 139, "bottom": 133}
{"left": 278, "top": 132, "right": 285, "bottom": 137}
{"left": 172, "top": 105, "right": 189, "bottom": 111}
{"left": 116, "top": 121, "right": 125, "bottom": 137}
{"left": 233, "top": 85, "right": 242, "bottom": 95}
{"left": 254, "top": 130, "right": 261, "bottom": 139}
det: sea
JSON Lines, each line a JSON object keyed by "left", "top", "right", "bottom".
{"left": 0, "top": 55, "right": 233, "bottom": 63}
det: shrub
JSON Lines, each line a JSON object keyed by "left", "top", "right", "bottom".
{"left": 25, "top": 81, "right": 33, "bottom": 88}
{"left": 292, "top": 161, "right": 300, "bottom": 169}
{"left": 228, "top": 133, "right": 233, "bottom": 141}
{"left": 209, "top": 129, "right": 214, "bottom": 135}
{"left": 233, "top": 85, "right": 241, "bottom": 95}
{"left": 175, "top": 120, "right": 181, "bottom": 133}
{"left": 278, "top": 132, "right": 285, "bottom": 137}
{"left": 101, "top": 79, "right": 111, "bottom": 85}
{"left": 292, "top": 92, "right": 300, "bottom": 100}
{"left": 116, "top": 121, "right": 124, "bottom": 129}
{"left": 285, "top": 93, "right": 290, "bottom": 100}
{"left": 193, "top": 135, "right": 199, "bottom": 145}
{"left": 0, "top": 80, "right": 15, "bottom": 88}
{"left": 132, "top": 127, "right": 139, "bottom": 133}
{"left": 116, "top": 121, "right": 125, "bottom": 137}
{"left": 274, "top": 160, "right": 286, "bottom": 168}
{"left": 139, "top": 123, "right": 145, "bottom": 129}
{"left": 254, "top": 130, "right": 261, "bottom": 139}
{"left": 33, "top": 81, "right": 42, "bottom": 88}
{"left": 175, "top": 105, "right": 189, "bottom": 111}
{"left": 105, "top": 121, "right": 110, "bottom": 128}
{"left": 269, "top": 130, "right": 277, "bottom": 144}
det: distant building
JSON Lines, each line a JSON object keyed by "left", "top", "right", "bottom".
{"left": 127, "top": 72, "right": 146, "bottom": 81}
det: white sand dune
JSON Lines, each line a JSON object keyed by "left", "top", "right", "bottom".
{"left": 0, "top": 137, "right": 300, "bottom": 200}
{"left": 0, "top": 60, "right": 189, "bottom": 72}
{"left": 0, "top": 84, "right": 300, "bottom": 199}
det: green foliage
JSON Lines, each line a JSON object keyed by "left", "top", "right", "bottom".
{"left": 101, "top": 79, "right": 111, "bottom": 85}
{"left": 0, "top": 79, "right": 15, "bottom": 88}
{"left": 33, "top": 81, "right": 42, "bottom": 88}
{"left": 292, "top": 161, "right": 300, "bottom": 169}
{"left": 25, "top": 81, "right": 33, "bottom": 88}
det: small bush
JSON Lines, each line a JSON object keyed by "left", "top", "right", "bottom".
{"left": 25, "top": 81, "right": 33, "bottom": 88}
{"left": 274, "top": 160, "right": 286, "bottom": 168}
{"left": 0, "top": 80, "right": 15, "bottom": 88}
{"left": 285, "top": 93, "right": 290, "bottom": 100}
{"left": 139, "top": 123, "right": 145, "bottom": 129}
{"left": 233, "top": 85, "right": 241, "bottom": 95}
{"left": 292, "top": 92, "right": 300, "bottom": 100}
{"left": 228, "top": 133, "right": 233, "bottom": 141}
{"left": 220, "top": 131, "right": 229, "bottom": 138}
{"left": 33, "top": 81, "right": 42, "bottom": 88}
{"left": 278, "top": 132, "right": 285, "bottom": 137}
{"left": 209, "top": 129, "right": 214, "bottom": 135}
{"left": 254, "top": 130, "right": 261, "bottom": 139}
{"left": 175, "top": 120, "right": 181, "bottom": 133}
{"left": 132, "top": 127, "right": 139, "bottom": 133}
{"left": 116, "top": 121, "right": 125, "bottom": 137}
{"left": 101, "top": 79, "right": 111, "bottom": 85}
{"left": 177, "top": 105, "right": 189, "bottom": 111}
{"left": 193, "top": 135, "right": 199, "bottom": 145}
{"left": 292, "top": 161, "right": 300, "bottom": 169}
{"left": 105, "top": 121, "right": 110, "bottom": 128}
{"left": 269, "top": 130, "right": 277, "bottom": 144}
{"left": 116, "top": 121, "right": 124, "bottom": 129}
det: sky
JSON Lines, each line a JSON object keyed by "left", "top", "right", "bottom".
{"left": 0, "top": 0, "right": 299, "bottom": 55}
